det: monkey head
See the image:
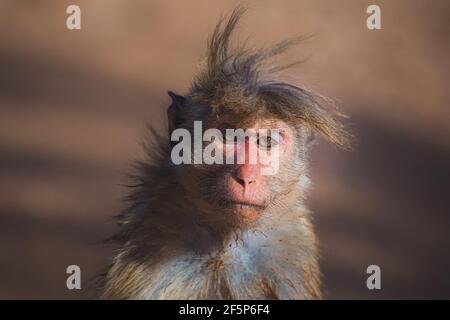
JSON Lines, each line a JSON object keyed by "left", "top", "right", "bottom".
{"left": 164, "top": 7, "right": 350, "bottom": 229}
{"left": 167, "top": 91, "right": 314, "bottom": 227}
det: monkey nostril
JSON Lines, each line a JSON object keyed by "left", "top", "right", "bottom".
{"left": 231, "top": 173, "right": 255, "bottom": 188}
{"left": 232, "top": 175, "right": 246, "bottom": 187}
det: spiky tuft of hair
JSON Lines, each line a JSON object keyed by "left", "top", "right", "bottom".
{"left": 189, "top": 6, "right": 351, "bottom": 149}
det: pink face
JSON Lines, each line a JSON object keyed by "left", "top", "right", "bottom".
{"left": 205, "top": 117, "right": 295, "bottom": 223}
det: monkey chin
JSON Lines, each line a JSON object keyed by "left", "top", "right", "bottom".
{"left": 227, "top": 202, "right": 266, "bottom": 226}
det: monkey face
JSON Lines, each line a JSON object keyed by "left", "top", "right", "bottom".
{"left": 176, "top": 115, "right": 307, "bottom": 226}
{"left": 167, "top": 91, "right": 318, "bottom": 227}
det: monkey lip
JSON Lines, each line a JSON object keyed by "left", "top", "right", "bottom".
{"left": 222, "top": 199, "right": 267, "bottom": 210}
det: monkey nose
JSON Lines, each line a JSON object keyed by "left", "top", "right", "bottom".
{"left": 232, "top": 174, "right": 255, "bottom": 188}
{"left": 232, "top": 164, "right": 260, "bottom": 187}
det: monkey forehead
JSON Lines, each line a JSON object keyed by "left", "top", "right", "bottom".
{"left": 208, "top": 113, "right": 293, "bottom": 132}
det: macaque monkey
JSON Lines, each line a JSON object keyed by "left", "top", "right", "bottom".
{"left": 100, "top": 7, "right": 349, "bottom": 299}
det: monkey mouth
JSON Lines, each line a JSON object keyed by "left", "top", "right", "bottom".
{"left": 222, "top": 199, "right": 267, "bottom": 210}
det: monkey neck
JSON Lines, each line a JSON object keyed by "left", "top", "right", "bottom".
{"left": 119, "top": 192, "right": 319, "bottom": 299}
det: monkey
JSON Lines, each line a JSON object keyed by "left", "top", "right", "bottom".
{"left": 99, "top": 7, "right": 350, "bottom": 300}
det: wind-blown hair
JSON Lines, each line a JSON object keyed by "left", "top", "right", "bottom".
{"left": 189, "top": 6, "right": 351, "bottom": 148}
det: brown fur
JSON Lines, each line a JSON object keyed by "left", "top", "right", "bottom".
{"left": 99, "top": 6, "right": 349, "bottom": 300}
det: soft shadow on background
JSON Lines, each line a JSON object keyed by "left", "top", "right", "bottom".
{"left": 0, "top": 0, "right": 449, "bottom": 299}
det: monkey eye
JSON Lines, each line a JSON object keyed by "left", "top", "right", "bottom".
{"left": 223, "top": 129, "right": 239, "bottom": 144}
{"left": 217, "top": 123, "right": 239, "bottom": 145}
{"left": 257, "top": 134, "right": 279, "bottom": 149}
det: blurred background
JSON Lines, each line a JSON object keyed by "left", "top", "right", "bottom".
{"left": 0, "top": 0, "right": 449, "bottom": 299}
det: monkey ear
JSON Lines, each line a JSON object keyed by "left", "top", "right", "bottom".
{"left": 167, "top": 91, "right": 187, "bottom": 136}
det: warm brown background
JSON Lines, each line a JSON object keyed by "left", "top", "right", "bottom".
{"left": 0, "top": 0, "right": 449, "bottom": 299}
